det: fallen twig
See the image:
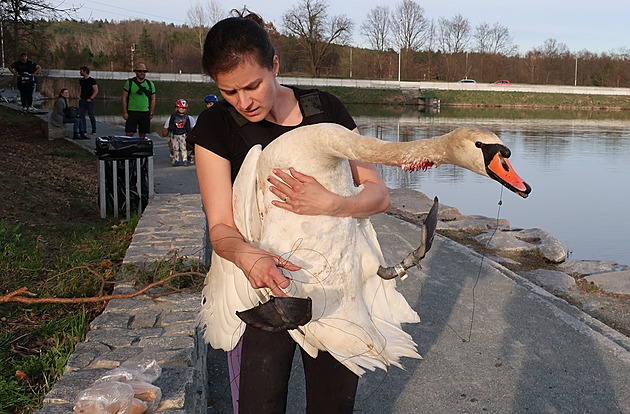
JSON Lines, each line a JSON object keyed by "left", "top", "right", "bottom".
{"left": 0, "top": 271, "right": 206, "bottom": 304}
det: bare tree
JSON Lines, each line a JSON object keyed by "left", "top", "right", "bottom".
{"left": 361, "top": 5, "right": 390, "bottom": 51}
{"left": 475, "top": 22, "right": 516, "bottom": 56}
{"left": 391, "top": 0, "right": 429, "bottom": 52}
{"left": 474, "top": 22, "right": 491, "bottom": 54}
{"left": 186, "top": 0, "right": 224, "bottom": 55}
{"left": 1, "top": 0, "right": 77, "bottom": 57}
{"left": 528, "top": 38, "right": 570, "bottom": 84}
{"left": 282, "top": 0, "right": 353, "bottom": 77}
{"left": 438, "top": 14, "right": 471, "bottom": 54}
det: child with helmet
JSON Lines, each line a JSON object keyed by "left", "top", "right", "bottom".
{"left": 204, "top": 94, "right": 218, "bottom": 108}
{"left": 162, "top": 99, "right": 196, "bottom": 166}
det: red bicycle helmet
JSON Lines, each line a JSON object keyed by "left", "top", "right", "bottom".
{"left": 175, "top": 99, "right": 188, "bottom": 109}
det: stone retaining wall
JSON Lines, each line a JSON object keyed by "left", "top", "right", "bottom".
{"left": 35, "top": 194, "right": 209, "bottom": 413}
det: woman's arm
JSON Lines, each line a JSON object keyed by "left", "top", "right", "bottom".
{"left": 267, "top": 128, "right": 390, "bottom": 218}
{"left": 195, "top": 145, "right": 299, "bottom": 297}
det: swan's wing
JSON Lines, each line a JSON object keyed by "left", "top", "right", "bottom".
{"left": 197, "top": 251, "right": 262, "bottom": 351}
{"left": 233, "top": 144, "right": 263, "bottom": 244}
{"left": 198, "top": 145, "right": 265, "bottom": 350}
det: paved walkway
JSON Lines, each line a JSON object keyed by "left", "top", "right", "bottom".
{"left": 32, "top": 111, "right": 630, "bottom": 413}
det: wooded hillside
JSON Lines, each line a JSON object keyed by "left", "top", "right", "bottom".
{"left": 7, "top": 18, "right": 630, "bottom": 87}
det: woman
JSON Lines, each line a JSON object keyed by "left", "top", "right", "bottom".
{"left": 188, "top": 10, "right": 389, "bottom": 414}
{"left": 50, "top": 88, "right": 84, "bottom": 139}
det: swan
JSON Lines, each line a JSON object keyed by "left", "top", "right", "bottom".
{"left": 198, "top": 123, "right": 530, "bottom": 376}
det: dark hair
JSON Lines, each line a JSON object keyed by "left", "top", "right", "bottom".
{"left": 58, "top": 88, "right": 68, "bottom": 98}
{"left": 80, "top": 66, "right": 90, "bottom": 74}
{"left": 201, "top": 8, "right": 276, "bottom": 79}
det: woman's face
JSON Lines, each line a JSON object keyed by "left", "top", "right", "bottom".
{"left": 61, "top": 90, "right": 69, "bottom": 98}
{"left": 214, "top": 55, "right": 279, "bottom": 123}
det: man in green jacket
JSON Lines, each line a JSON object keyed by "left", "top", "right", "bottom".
{"left": 122, "top": 63, "right": 156, "bottom": 138}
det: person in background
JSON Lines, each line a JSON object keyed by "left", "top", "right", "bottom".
{"left": 79, "top": 66, "right": 98, "bottom": 135}
{"left": 122, "top": 63, "right": 156, "bottom": 138}
{"left": 9, "top": 52, "right": 41, "bottom": 112}
{"left": 50, "top": 88, "right": 83, "bottom": 140}
{"left": 188, "top": 10, "right": 389, "bottom": 414}
{"left": 162, "top": 99, "right": 196, "bottom": 166}
{"left": 204, "top": 94, "right": 218, "bottom": 108}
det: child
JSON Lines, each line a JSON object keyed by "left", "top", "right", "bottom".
{"left": 162, "top": 99, "right": 196, "bottom": 166}
{"left": 203, "top": 94, "right": 218, "bottom": 108}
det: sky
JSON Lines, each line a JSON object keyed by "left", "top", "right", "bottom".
{"left": 71, "top": 0, "right": 630, "bottom": 55}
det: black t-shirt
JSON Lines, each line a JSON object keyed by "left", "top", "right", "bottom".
{"left": 188, "top": 86, "right": 356, "bottom": 182}
{"left": 11, "top": 59, "right": 38, "bottom": 75}
{"left": 79, "top": 76, "right": 97, "bottom": 100}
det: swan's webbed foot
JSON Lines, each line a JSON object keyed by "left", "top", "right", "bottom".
{"left": 377, "top": 196, "right": 439, "bottom": 280}
{"left": 236, "top": 296, "right": 312, "bottom": 332}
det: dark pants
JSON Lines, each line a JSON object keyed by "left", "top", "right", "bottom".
{"left": 18, "top": 83, "right": 34, "bottom": 108}
{"left": 79, "top": 99, "right": 96, "bottom": 133}
{"left": 63, "top": 116, "right": 80, "bottom": 134}
{"left": 125, "top": 110, "right": 151, "bottom": 135}
{"left": 238, "top": 325, "right": 359, "bottom": 414}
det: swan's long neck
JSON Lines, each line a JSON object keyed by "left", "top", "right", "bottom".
{"left": 309, "top": 124, "right": 452, "bottom": 172}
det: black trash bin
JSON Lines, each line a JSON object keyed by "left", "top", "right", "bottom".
{"left": 95, "top": 136, "right": 154, "bottom": 219}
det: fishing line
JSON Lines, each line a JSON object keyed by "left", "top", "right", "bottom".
{"left": 419, "top": 187, "right": 505, "bottom": 343}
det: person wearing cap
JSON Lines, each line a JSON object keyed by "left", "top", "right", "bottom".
{"left": 9, "top": 52, "right": 41, "bottom": 112}
{"left": 162, "top": 99, "right": 196, "bottom": 166}
{"left": 122, "top": 63, "right": 156, "bottom": 138}
{"left": 204, "top": 94, "right": 218, "bottom": 108}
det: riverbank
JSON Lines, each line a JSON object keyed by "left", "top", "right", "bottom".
{"left": 17, "top": 74, "right": 630, "bottom": 112}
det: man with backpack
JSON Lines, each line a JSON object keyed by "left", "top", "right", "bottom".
{"left": 122, "top": 63, "right": 155, "bottom": 137}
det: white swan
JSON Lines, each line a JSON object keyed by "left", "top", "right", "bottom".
{"left": 198, "top": 123, "right": 530, "bottom": 376}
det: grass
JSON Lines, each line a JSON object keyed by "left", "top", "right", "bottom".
{"left": 0, "top": 105, "right": 208, "bottom": 413}
{"left": 0, "top": 106, "right": 141, "bottom": 413}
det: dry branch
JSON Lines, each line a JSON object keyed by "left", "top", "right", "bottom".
{"left": 0, "top": 271, "right": 206, "bottom": 304}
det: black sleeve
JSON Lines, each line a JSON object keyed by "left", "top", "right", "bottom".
{"left": 318, "top": 90, "right": 357, "bottom": 131}
{"left": 188, "top": 105, "right": 236, "bottom": 161}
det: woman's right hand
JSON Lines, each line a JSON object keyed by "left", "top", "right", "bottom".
{"left": 238, "top": 247, "right": 301, "bottom": 298}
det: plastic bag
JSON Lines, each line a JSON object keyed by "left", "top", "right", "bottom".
{"left": 74, "top": 359, "right": 162, "bottom": 413}
{"left": 97, "top": 359, "right": 162, "bottom": 384}
{"left": 73, "top": 381, "right": 136, "bottom": 413}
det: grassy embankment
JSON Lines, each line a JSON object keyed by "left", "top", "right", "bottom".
{"left": 0, "top": 104, "right": 203, "bottom": 413}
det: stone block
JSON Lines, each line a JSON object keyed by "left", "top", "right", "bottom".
{"left": 41, "top": 118, "right": 67, "bottom": 140}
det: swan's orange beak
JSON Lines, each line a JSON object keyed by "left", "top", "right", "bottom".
{"left": 487, "top": 152, "right": 531, "bottom": 198}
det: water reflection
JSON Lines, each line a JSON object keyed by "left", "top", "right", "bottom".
{"left": 39, "top": 98, "right": 629, "bottom": 264}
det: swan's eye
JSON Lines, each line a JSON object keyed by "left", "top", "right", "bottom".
{"left": 475, "top": 141, "right": 483, "bottom": 148}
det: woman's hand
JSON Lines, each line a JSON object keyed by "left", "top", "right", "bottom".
{"left": 268, "top": 168, "right": 341, "bottom": 216}
{"left": 268, "top": 163, "right": 390, "bottom": 218}
{"left": 238, "top": 246, "right": 301, "bottom": 298}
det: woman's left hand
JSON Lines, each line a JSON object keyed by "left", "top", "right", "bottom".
{"left": 268, "top": 168, "right": 341, "bottom": 216}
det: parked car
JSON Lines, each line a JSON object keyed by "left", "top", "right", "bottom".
{"left": 458, "top": 78, "right": 476, "bottom": 83}
{"left": 493, "top": 80, "right": 511, "bottom": 84}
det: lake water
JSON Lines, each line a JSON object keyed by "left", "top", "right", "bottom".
{"left": 351, "top": 109, "right": 630, "bottom": 265}
{"left": 44, "top": 100, "right": 630, "bottom": 265}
